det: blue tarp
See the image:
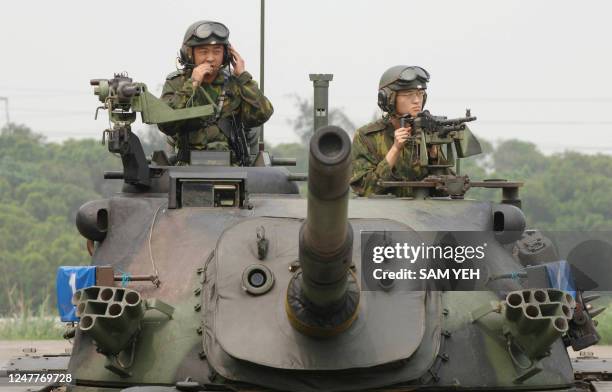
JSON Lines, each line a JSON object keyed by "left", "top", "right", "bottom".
{"left": 545, "top": 260, "right": 576, "bottom": 299}
{"left": 56, "top": 266, "right": 96, "bottom": 322}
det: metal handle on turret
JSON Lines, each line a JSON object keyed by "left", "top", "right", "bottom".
{"left": 271, "top": 157, "right": 296, "bottom": 166}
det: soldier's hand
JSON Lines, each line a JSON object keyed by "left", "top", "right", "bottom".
{"left": 393, "top": 126, "right": 412, "bottom": 150}
{"left": 428, "top": 145, "right": 438, "bottom": 159}
{"left": 192, "top": 63, "right": 216, "bottom": 87}
{"left": 229, "top": 46, "right": 245, "bottom": 76}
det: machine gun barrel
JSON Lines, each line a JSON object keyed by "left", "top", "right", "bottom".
{"left": 286, "top": 125, "right": 358, "bottom": 337}
{"left": 437, "top": 115, "right": 477, "bottom": 126}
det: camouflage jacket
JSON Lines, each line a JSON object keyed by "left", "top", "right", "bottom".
{"left": 350, "top": 118, "right": 430, "bottom": 197}
{"left": 157, "top": 68, "right": 273, "bottom": 154}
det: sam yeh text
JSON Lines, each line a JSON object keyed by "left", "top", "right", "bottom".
{"left": 373, "top": 268, "right": 480, "bottom": 280}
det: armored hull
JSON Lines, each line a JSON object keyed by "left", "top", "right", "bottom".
{"left": 64, "top": 168, "right": 575, "bottom": 391}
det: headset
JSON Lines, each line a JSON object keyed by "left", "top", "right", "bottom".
{"left": 377, "top": 66, "right": 429, "bottom": 114}
{"left": 377, "top": 88, "right": 428, "bottom": 114}
{"left": 177, "top": 21, "right": 232, "bottom": 70}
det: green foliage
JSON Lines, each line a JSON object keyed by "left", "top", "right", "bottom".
{"left": 598, "top": 314, "right": 612, "bottom": 344}
{"left": 0, "top": 123, "right": 121, "bottom": 316}
{"left": 0, "top": 296, "right": 64, "bottom": 340}
{"left": 286, "top": 95, "right": 357, "bottom": 144}
{"left": 0, "top": 315, "right": 64, "bottom": 340}
{"left": 593, "top": 296, "right": 612, "bottom": 345}
{"left": 465, "top": 139, "right": 612, "bottom": 229}
{"left": 136, "top": 125, "right": 170, "bottom": 157}
{"left": 267, "top": 142, "right": 308, "bottom": 174}
{"left": 266, "top": 142, "right": 308, "bottom": 194}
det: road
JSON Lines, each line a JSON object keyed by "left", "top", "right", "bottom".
{"left": 0, "top": 341, "right": 72, "bottom": 367}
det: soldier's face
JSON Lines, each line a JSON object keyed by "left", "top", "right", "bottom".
{"left": 395, "top": 89, "right": 425, "bottom": 117}
{"left": 193, "top": 44, "right": 224, "bottom": 68}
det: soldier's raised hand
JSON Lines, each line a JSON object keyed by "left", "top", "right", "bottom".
{"left": 229, "top": 46, "right": 245, "bottom": 76}
{"left": 192, "top": 63, "right": 217, "bottom": 87}
{"left": 393, "top": 126, "right": 412, "bottom": 150}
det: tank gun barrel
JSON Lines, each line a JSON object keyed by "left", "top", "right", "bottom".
{"left": 303, "top": 126, "right": 352, "bottom": 257}
{"left": 286, "top": 126, "right": 359, "bottom": 337}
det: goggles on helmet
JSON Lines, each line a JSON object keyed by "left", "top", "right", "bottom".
{"left": 398, "top": 66, "right": 429, "bottom": 83}
{"left": 383, "top": 66, "right": 430, "bottom": 90}
{"left": 194, "top": 22, "right": 229, "bottom": 40}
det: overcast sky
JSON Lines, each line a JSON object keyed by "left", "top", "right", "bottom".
{"left": 1, "top": 0, "right": 611, "bottom": 154}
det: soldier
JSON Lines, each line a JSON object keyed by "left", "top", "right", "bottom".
{"left": 158, "top": 20, "right": 273, "bottom": 165}
{"left": 350, "top": 65, "right": 442, "bottom": 197}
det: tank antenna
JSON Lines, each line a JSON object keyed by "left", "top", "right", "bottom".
{"left": 258, "top": 0, "right": 265, "bottom": 151}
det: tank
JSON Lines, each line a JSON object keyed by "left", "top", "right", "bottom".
{"left": 44, "top": 72, "right": 606, "bottom": 392}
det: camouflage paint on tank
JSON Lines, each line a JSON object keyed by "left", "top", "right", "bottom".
{"left": 66, "top": 191, "right": 577, "bottom": 391}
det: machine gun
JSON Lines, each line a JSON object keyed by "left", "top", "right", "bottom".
{"left": 399, "top": 109, "right": 479, "bottom": 168}
{"left": 91, "top": 73, "right": 216, "bottom": 186}
{"left": 219, "top": 115, "right": 251, "bottom": 167}
{"left": 380, "top": 109, "right": 525, "bottom": 203}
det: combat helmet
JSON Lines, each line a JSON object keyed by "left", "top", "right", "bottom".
{"left": 377, "top": 65, "right": 430, "bottom": 113}
{"left": 178, "top": 20, "right": 231, "bottom": 68}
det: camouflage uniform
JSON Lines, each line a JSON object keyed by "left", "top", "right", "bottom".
{"left": 350, "top": 118, "right": 430, "bottom": 197}
{"left": 157, "top": 68, "right": 273, "bottom": 162}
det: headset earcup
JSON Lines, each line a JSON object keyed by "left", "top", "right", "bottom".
{"left": 179, "top": 45, "right": 193, "bottom": 67}
{"left": 422, "top": 91, "right": 428, "bottom": 108}
{"left": 178, "top": 47, "right": 187, "bottom": 66}
{"left": 224, "top": 46, "right": 231, "bottom": 66}
{"left": 388, "top": 90, "right": 396, "bottom": 114}
{"left": 377, "top": 89, "right": 388, "bottom": 112}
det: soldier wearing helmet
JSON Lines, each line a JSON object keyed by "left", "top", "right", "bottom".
{"left": 350, "top": 65, "right": 444, "bottom": 196}
{"left": 158, "top": 21, "right": 273, "bottom": 165}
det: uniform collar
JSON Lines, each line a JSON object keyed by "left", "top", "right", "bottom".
{"left": 382, "top": 117, "right": 395, "bottom": 134}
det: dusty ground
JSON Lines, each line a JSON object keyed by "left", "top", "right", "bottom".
{"left": 0, "top": 341, "right": 72, "bottom": 368}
